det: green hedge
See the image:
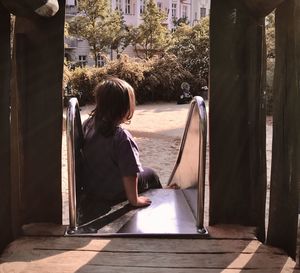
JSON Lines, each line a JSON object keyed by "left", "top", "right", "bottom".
{"left": 139, "top": 55, "right": 196, "bottom": 103}
{"left": 65, "top": 54, "right": 203, "bottom": 105}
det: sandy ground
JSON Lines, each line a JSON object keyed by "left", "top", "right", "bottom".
{"left": 62, "top": 102, "right": 273, "bottom": 225}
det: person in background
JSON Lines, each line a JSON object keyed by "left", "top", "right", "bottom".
{"left": 177, "top": 82, "right": 193, "bottom": 104}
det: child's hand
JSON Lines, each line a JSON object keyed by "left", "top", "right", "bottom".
{"left": 131, "top": 196, "right": 152, "bottom": 207}
{"left": 122, "top": 176, "right": 152, "bottom": 207}
{"left": 165, "top": 183, "right": 180, "bottom": 189}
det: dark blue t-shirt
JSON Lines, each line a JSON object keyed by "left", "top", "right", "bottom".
{"left": 82, "top": 117, "right": 143, "bottom": 201}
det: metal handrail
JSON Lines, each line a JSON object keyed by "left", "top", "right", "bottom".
{"left": 168, "top": 96, "right": 207, "bottom": 233}
{"left": 66, "top": 97, "right": 83, "bottom": 233}
{"left": 196, "top": 97, "right": 207, "bottom": 233}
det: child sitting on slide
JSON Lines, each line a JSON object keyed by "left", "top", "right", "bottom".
{"left": 81, "top": 77, "right": 162, "bottom": 211}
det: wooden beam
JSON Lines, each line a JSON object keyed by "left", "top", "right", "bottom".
{"left": 242, "top": 0, "right": 285, "bottom": 17}
{"left": 0, "top": 235, "right": 297, "bottom": 272}
{"left": 267, "top": 0, "right": 300, "bottom": 259}
{"left": 0, "top": 3, "right": 12, "bottom": 253}
{"left": 209, "top": 0, "right": 266, "bottom": 237}
{"left": 0, "top": 0, "right": 51, "bottom": 16}
{"left": 11, "top": 0, "right": 65, "bottom": 225}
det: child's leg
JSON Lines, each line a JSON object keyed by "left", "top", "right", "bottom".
{"left": 138, "top": 167, "right": 162, "bottom": 193}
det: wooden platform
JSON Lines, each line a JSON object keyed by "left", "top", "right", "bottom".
{"left": 0, "top": 225, "right": 299, "bottom": 272}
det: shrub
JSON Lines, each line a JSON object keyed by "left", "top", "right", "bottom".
{"left": 68, "top": 67, "right": 95, "bottom": 105}
{"left": 68, "top": 55, "right": 151, "bottom": 104}
{"left": 89, "top": 67, "right": 108, "bottom": 91}
{"left": 168, "top": 18, "right": 209, "bottom": 84}
{"left": 105, "top": 55, "right": 150, "bottom": 94}
{"left": 90, "top": 55, "right": 151, "bottom": 104}
{"left": 140, "top": 54, "right": 195, "bottom": 102}
{"left": 65, "top": 54, "right": 201, "bottom": 105}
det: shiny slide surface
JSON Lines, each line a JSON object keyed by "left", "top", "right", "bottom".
{"left": 66, "top": 97, "right": 207, "bottom": 236}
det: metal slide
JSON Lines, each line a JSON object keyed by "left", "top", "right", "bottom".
{"left": 66, "top": 96, "right": 207, "bottom": 236}
{"left": 167, "top": 96, "right": 207, "bottom": 233}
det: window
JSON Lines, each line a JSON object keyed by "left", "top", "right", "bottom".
{"left": 157, "top": 2, "right": 162, "bottom": 11}
{"left": 200, "top": 7, "right": 206, "bottom": 18}
{"left": 172, "top": 3, "right": 177, "bottom": 18}
{"left": 125, "top": 0, "right": 131, "bottom": 14}
{"left": 116, "top": 0, "right": 122, "bottom": 11}
{"left": 78, "top": 55, "right": 87, "bottom": 67}
{"left": 140, "top": 0, "right": 145, "bottom": 14}
{"left": 182, "top": 5, "right": 187, "bottom": 18}
{"left": 66, "top": 0, "right": 76, "bottom": 6}
{"left": 96, "top": 54, "right": 105, "bottom": 67}
{"left": 195, "top": 12, "right": 197, "bottom": 20}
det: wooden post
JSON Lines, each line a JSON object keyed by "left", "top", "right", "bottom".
{"left": 11, "top": 0, "right": 65, "bottom": 225}
{"left": 242, "top": 0, "right": 284, "bottom": 17}
{"left": 209, "top": 0, "right": 267, "bottom": 239}
{"left": 267, "top": 0, "right": 300, "bottom": 259}
{"left": 0, "top": 3, "right": 12, "bottom": 253}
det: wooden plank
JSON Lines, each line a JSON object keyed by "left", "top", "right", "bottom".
{"left": 11, "top": 0, "right": 65, "bottom": 225}
{"left": 0, "top": 249, "right": 297, "bottom": 270}
{"left": 207, "top": 224, "right": 257, "bottom": 239}
{"left": 2, "top": 262, "right": 297, "bottom": 273}
{"left": 209, "top": 0, "right": 266, "bottom": 233}
{"left": 0, "top": 3, "right": 12, "bottom": 253}
{"left": 267, "top": 0, "right": 300, "bottom": 259}
{"left": 21, "top": 222, "right": 257, "bottom": 239}
{"left": 0, "top": 263, "right": 219, "bottom": 273}
{"left": 1, "top": 237, "right": 285, "bottom": 255}
{"left": 242, "top": 0, "right": 284, "bottom": 17}
{"left": 1, "top": 234, "right": 298, "bottom": 272}
{"left": 22, "top": 223, "right": 67, "bottom": 236}
{"left": 21, "top": 219, "right": 257, "bottom": 238}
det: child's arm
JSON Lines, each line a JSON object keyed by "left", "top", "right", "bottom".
{"left": 122, "top": 176, "right": 152, "bottom": 207}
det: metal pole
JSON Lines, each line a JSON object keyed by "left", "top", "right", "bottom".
{"left": 196, "top": 97, "right": 207, "bottom": 234}
{"left": 66, "top": 98, "right": 78, "bottom": 233}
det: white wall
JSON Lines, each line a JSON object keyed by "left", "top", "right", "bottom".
{"left": 65, "top": 0, "right": 211, "bottom": 63}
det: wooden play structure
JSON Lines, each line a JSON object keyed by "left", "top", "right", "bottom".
{"left": 0, "top": 0, "right": 300, "bottom": 271}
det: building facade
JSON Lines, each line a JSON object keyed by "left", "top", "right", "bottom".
{"left": 65, "top": 0, "right": 210, "bottom": 66}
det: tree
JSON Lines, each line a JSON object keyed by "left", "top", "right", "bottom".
{"left": 107, "top": 11, "right": 132, "bottom": 58}
{"left": 131, "top": 0, "right": 170, "bottom": 59}
{"left": 68, "top": 0, "right": 111, "bottom": 66}
{"left": 265, "top": 11, "right": 275, "bottom": 113}
{"left": 10, "top": 15, "right": 15, "bottom": 49}
{"left": 169, "top": 17, "right": 209, "bottom": 81}
{"left": 266, "top": 12, "right": 275, "bottom": 58}
{"left": 172, "top": 16, "right": 189, "bottom": 28}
